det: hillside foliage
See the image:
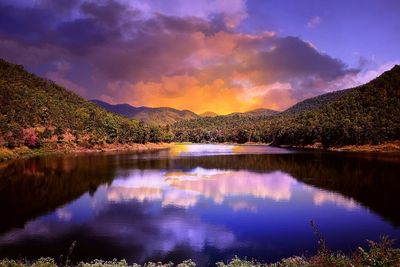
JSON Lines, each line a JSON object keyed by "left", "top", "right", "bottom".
{"left": 0, "top": 59, "right": 166, "bottom": 149}
{"left": 172, "top": 65, "right": 400, "bottom": 147}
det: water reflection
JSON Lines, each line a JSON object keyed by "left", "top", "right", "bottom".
{"left": 0, "top": 197, "right": 238, "bottom": 264}
{"left": 168, "top": 144, "right": 292, "bottom": 157}
{"left": 312, "top": 190, "right": 358, "bottom": 210}
{"left": 0, "top": 145, "right": 399, "bottom": 264}
{"left": 107, "top": 169, "right": 296, "bottom": 208}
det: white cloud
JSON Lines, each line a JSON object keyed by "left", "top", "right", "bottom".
{"left": 307, "top": 16, "right": 321, "bottom": 28}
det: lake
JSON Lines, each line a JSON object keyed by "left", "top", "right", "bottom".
{"left": 1, "top": 144, "right": 400, "bottom": 265}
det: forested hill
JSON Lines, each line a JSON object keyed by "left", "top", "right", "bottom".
{"left": 91, "top": 100, "right": 199, "bottom": 126}
{"left": 281, "top": 88, "right": 353, "bottom": 115}
{"left": 172, "top": 65, "right": 400, "bottom": 147}
{"left": 0, "top": 59, "right": 163, "bottom": 149}
{"left": 282, "top": 65, "right": 400, "bottom": 116}
{"left": 199, "top": 111, "right": 219, "bottom": 117}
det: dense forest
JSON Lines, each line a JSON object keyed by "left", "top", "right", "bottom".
{"left": 172, "top": 65, "right": 400, "bottom": 147}
{"left": 0, "top": 59, "right": 167, "bottom": 150}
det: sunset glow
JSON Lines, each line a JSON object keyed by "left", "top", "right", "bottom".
{"left": 1, "top": 0, "right": 399, "bottom": 113}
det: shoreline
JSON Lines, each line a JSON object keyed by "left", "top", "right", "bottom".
{"left": 0, "top": 142, "right": 172, "bottom": 162}
{"left": 2, "top": 140, "right": 400, "bottom": 162}
{"left": 302, "top": 140, "right": 400, "bottom": 153}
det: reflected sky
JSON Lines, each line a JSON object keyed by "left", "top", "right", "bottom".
{"left": 167, "top": 144, "right": 293, "bottom": 157}
{"left": 0, "top": 145, "right": 399, "bottom": 264}
{"left": 107, "top": 168, "right": 341, "bottom": 209}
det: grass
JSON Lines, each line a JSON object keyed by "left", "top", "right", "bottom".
{"left": 0, "top": 146, "right": 50, "bottom": 162}
{"left": 0, "top": 147, "right": 16, "bottom": 161}
{"left": 0, "top": 235, "right": 399, "bottom": 267}
{"left": 216, "top": 235, "right": 400, "bottom": 266}
{"left": 0, "top": 142, "right": 171, "bottom": 162}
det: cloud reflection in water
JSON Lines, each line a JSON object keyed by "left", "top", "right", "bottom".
{"left": 107, "top": 168, "right": 297, "bottom": 209}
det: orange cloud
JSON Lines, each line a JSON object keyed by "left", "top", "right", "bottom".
{"left": 105, "top": 75, "right": 249, "bottom": 114}
{"left": 133, "top": 77, "right": 245, "bottom": 114}
{"left": 96, "top": 23, "right": 355, "bottom": 114}
{"left": 104, "top": 74, "right": 298, "bottom": 114}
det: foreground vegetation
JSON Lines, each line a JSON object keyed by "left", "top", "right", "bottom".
{"left": 0, "top": 236, "right": 399, "bottom": 267}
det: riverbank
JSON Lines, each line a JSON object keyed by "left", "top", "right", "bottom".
{"left": 328, "top": 140, "right": 400, "bottom": 152}
{"left": 2, "top": 140, "right": 400, "bottom": 162}
{"left": 280, "top": 140, "right": 400, "bottom": 153}
{"left": 0, "top": 142, "right": 171, "bottom": 162}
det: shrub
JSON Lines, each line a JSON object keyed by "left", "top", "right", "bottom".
{"left": 23, "top": 129, "right": 42, "bottom": 149}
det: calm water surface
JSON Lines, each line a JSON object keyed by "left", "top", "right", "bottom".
{"left": 1, "top": 144, "right": 400, "bottom": 265}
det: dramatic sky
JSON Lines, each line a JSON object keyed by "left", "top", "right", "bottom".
{"left": 1, "top": 0, "right": 399, "bottom": 114}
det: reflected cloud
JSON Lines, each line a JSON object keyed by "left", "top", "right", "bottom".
{"left": 230, "top": 200, "right": 257, "bottom": 213}
{"left": 107, "top": 168, "right": 296, "bottom": 209}
{"left": 108, "top": 187, "right": 162, "bottom": 202}
{"left": 313, "top": 191, "right": 359, "bottom": 210}
{"left": 56, "top": 208, "right": 72, "bottom": 221}
{"left": 0, "top": 202, "right": 237, "bottom": 263}
{"left": 154, "top": 215, "right": 236, "bottom": 253}
{"left": 168, "top": 169, "right": 295, "bottom": 203}
{"left": 0, "top": 220, "right": 51, "bottom": 244}
{"left": 162, "top": 190, "right": 199, "bottom": 208}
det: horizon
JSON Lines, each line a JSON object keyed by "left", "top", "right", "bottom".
{"left": 91, "top": 98, "right": 276, "bottom": 115}
{"left": 92, "top": 62, "right": 399, "bottom": 115}
{"left": 1, "top": 0, "right": 399, "bottom": 114}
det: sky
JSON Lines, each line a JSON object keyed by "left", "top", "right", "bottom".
{"left": 0, "top": 0, "right": 399, "bottom": 114}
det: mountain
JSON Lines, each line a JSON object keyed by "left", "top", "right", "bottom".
{"left": 228, "top": 108, "right": 279, "bottom": 117}
{"left": 0, "top": 58, "right": 158, "bottom": 150}
{"left": 91, "top": 100, "right": 199, "bottom": 126}
{"left": 199, "top": 108, "right": 278, "bottom": 118}
{"left": 92, "top": 100, "right": 279, "bottom": 123}
{"left": 281, "top": 88, "right": 352, "bottom": 115}
{"left": 199, "top": 111, "right": 219, "bottom": 117}
{"left": 275, "top": 64, "right": 400, "bottom": 146}
{"left": 172, "top": 65, "right": 400, "bottom": 146}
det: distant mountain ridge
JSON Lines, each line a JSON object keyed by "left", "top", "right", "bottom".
{"left": 92, "top": 100, "right": 280, "bottom": 124}
{"left": 90, "top": 100, "right": 199, "bottom": 125}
